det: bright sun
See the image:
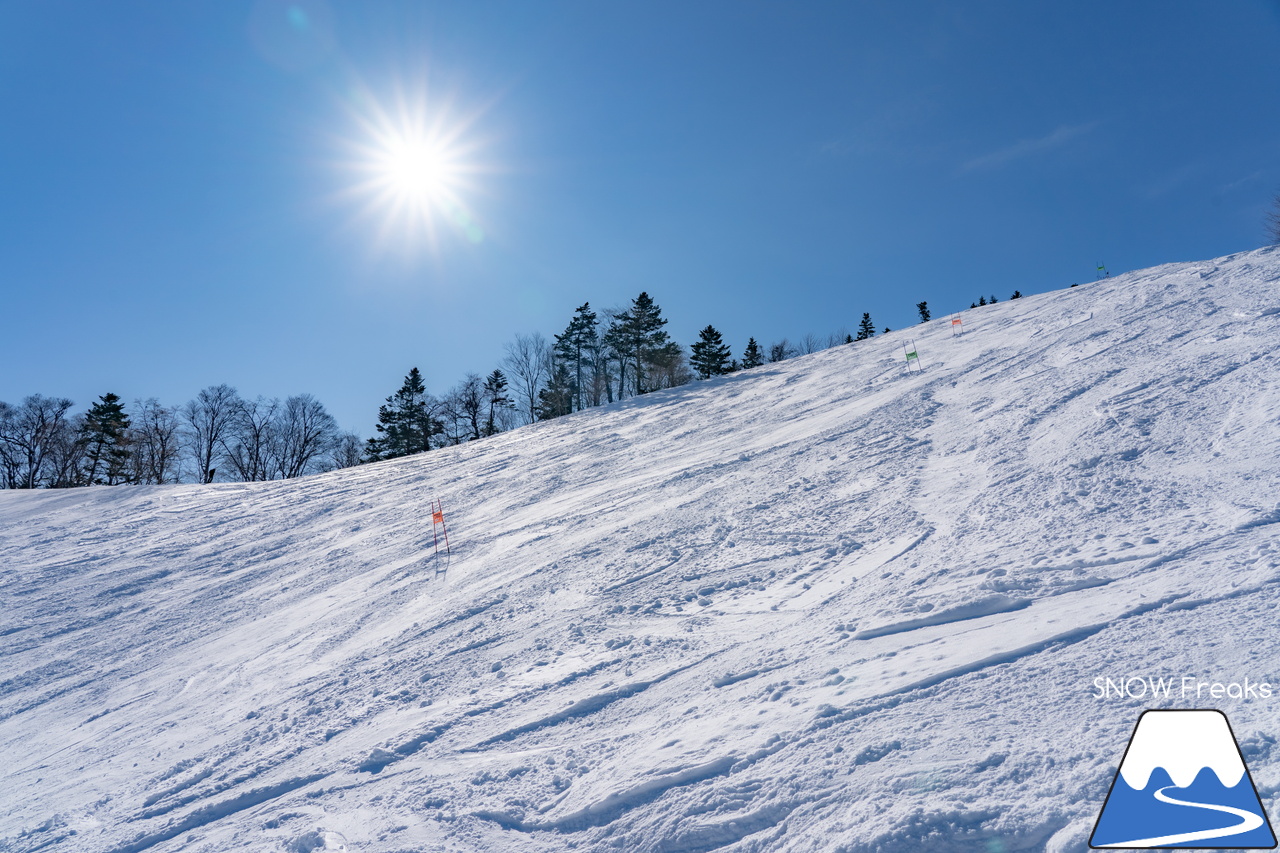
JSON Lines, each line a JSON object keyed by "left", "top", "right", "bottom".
{"left": 378, "top": 138, "right": 454, "bottom": 205}
{"left": 341, "top": 83, "right": 487, "bottom": 253}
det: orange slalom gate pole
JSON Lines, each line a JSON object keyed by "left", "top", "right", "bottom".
{"left": 432, "top": 499, "right": 451, "bottom": 556}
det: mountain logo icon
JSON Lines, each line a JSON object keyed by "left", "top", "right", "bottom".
{"left": 1091, "top": 710, "right": 1277, "bottom": 849}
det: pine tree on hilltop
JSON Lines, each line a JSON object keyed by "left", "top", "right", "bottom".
{"left": 690, "top": 325, "right": 733, "bottom": 378}
{"left": 1011, "top": 290, "right": 1022, "bottom": 299}
{"left": 554, "top": 303, "right": 598, "bottom": 413}
{"left": 482, "top": 370, "right": 513, "bottom": 437}
{"left": 916, "top": 301, "right": 930, "bottom": 323}
{"left": 366, "top": 368, "right": 442, "bottom": 461}
{"left": 741, "top": 337, "right": 764, "bottom": 369}
{"left": 856, "top": 312, "right": 876, "bottom": 341}
{"left": 605, "top": 292, "right": 674, "bottom": 396}
{"left": 81, "top": 393, "right": 131, "bottom": 485}
{"left": 978, "top": 296, "right": 987, "bottom": 306}
{"left": 989, "top": 294, "right": 998, "bottom": 304}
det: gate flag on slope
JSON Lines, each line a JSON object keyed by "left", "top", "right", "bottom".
{"left": 1091, "top": 710, "right": 1276, "bottom": 849}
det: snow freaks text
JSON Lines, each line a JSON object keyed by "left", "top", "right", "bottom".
{"left": 1092, "top": 676, "right": 1274, "bottom": 701}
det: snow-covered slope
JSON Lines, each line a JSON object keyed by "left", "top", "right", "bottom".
{"left": 4, "top": 247, "right": 1280, "bottom": 853}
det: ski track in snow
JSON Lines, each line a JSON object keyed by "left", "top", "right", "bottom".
{"left": 3, "top": 247, "right": 1280, "bottom": 851}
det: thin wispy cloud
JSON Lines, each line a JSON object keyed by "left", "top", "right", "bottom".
{"left": 961, "top": 122, "right": 1098, "bottom": 172}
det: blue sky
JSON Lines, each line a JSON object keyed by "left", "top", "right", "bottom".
{"left": 3, "top": 1, "right": 1279, "bottom": 435}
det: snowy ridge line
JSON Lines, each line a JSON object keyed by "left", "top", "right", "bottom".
{"left": 443, "top": 635, "right": 502, "bottom": 657}
{"left": 1134, "top": 525, "right": 1274, "bottom": 577}
{"left": 813, "top": 594, "right": 1192, "bottom": 733}
{"left": 474, "top": 757, "right": 742, "bottom": 833}
{"left": 356, "top": 658, "right": 637, "bottom": 774}
{"left": 546, "top": 656, "right": 626, "bottom": 690}
{"left": 1234, "top": 504, "right": 1280, "bottom": 533}
{"left": 384, "top": 594, "right": 509, "bottom": 653}
{"left": 136, "top": 745, "right": 317, "bottom": 821}
{"left": 848, "top": 594, "right": 1031, "bottom": 641}
{"left": 881, "top": 527, "right": 934, "bottom": 566}
{"left": 355, "top": 722, "right": 453, "bottom": 774}
{"left": 103, "top": 773, "right": 328, "bottom": 853}
{"left": 135, "top": 767, "right": 217, "bottom": 818}
{"left": 1029, "top": 552, "right": 1157, "bottom": 573}
{"left": 1162, "top": 576, "right": 1280, "bottom": 616}
{"left": 712, "top": 662, "right": 789, "bottom": 688}
{"left": 0, "top": 674, "right": 100, "bottom": 725}
{"left": 646, "top": 800, "right": 800, "bottom": 852}
{"left": 464, "top": 658, "right": 709, "bottom": 752}
{"left": 601, "top": 558, "right": 681, "bottom": 593}
{"left": 474, "top": 730, "right": 799, "bottom": 835}
{"left": 75, "top": 694, "right": 156, "bottom": 729}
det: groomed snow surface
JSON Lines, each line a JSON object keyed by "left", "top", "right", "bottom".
{"left": 4, "top": 247, "right": 1280, "bottom": 853}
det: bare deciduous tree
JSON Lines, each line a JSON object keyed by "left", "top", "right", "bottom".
{"left": 45, "top": 413, "right": 89, "bottom": 488}
{"left": 273, "top": 393, "right": 338, "bottom": 479}
{"left": 1268, "top": 193, "right": 1280, "bottom": 245}
{"left": 645, "top": 342, "right": 691, "bottom": 390}
{"left": 0, "top": 395, "right": 78, "bottom": 488}
{"left": 130, "top": 398, "right": 181, "bottom": 484}
{"left": 222, "top": 396, "right": 278, "bottom": 482}
{"left": 182, "top": 385, "right": 241, "bottom": 484}
{"left": 502, "top": 333, "right": 551, "bottom": 425}
{"left": 455, "top": 374, "right": 485, "bottom": 441}
{"left": 328, "top": 431, "right": 364, "bottom": 471}
{"left": 798, "top": 332, "right": 824, "bottom": 355}
{"left": 0, "top": 400, "right": 15, "bottom": 488}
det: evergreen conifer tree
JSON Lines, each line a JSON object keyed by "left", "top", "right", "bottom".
{"left": 856, "top": 312, "right": 876, "bottom": 341}
{"left": 366, "top": 368, "right": 441, "bottom": 460}
{"left": 1011, "top": 290, "right": 1022, "bottom": 299}
{"left": 916, "top": 301, "right": 930, "bottom": 323}
{"left": 81, "top": 393, "right": 131, "bottom": 485}
{"left": 482, "top": 370, "right": 513, "bottom": 437}
{"left": 536, "top": 362, "right": 574, "bottom": 420}
{"left": 989, "top": 294, "right": 998, "bottom": 304}
{"left": 741, "top": 337, "right": 764, "bottom": 369}
{"left": 689, "top": 325, "right": 732, "bottom": 378}
{"left": 553, "top": 303, "right": 598, "bottom": 412}
{"left": 883, "top": 326, "right": 891, "bottom": 334}
{"left": 605, "top": 292, "right": 673, "bottom": 395}
{"left": 978, "top": 296, "right": 987, "bottom": 306}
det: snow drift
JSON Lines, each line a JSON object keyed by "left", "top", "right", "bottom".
{"left": 4, "top": 247, "right": 1280, "bottom": 852}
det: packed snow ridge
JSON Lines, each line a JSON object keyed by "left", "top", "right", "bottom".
{"left": 4, "top": 247, "right": 1280, "bottom": 853}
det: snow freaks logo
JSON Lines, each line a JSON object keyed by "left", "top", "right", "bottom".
{"left": 1090, "top": 710, "right": 1277, "bottom": 849}
{"left": 1093, "top": 676, "right": 1274, "bottom": 701}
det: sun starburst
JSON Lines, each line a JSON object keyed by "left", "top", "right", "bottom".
{"left": 339, "top": 80, "right": 488, "bottom": 255}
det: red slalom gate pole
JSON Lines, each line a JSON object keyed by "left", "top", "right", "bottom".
{"left": 432, "top": 499, "right": 451, "bottom": 556}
